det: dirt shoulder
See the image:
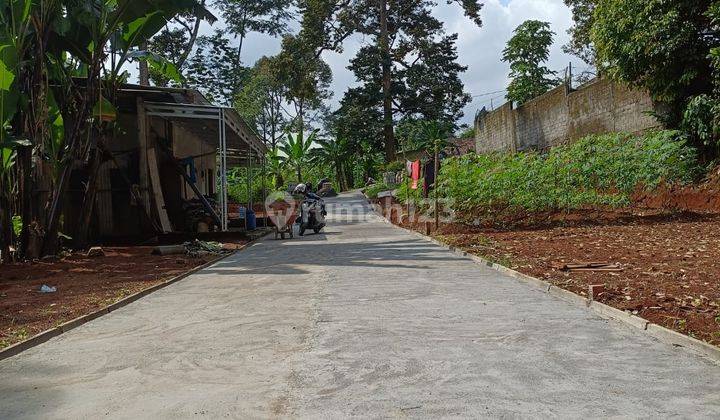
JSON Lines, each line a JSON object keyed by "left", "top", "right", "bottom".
{"left": 0, "top": 244, "right": 243, "bottom": 350}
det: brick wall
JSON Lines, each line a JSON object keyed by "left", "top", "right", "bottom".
{"left": 475, "top": 78, "right": 660, "bottom": 153}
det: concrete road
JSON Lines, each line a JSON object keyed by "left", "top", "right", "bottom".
{"left": 1, "top": 191, "right": 719, "bottom": 419}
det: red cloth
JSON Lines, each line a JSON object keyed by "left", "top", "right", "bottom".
{"left": 410, "top": 160, "right": 421, "bottom": 189}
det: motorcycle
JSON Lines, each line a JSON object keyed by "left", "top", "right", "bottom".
{"left": 299, "top": 197, "right": 326, "bottom": 236}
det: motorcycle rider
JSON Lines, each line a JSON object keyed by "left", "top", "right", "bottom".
{"left": 293, "top": 183, "right": 327, "bottom": 216}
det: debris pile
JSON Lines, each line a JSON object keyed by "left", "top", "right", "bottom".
{"left": 182, "top": 240, "right": 227, "bottom": 257}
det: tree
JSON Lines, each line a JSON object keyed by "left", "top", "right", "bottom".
{"left": 328, "top": 92, "right": 384, "bottom": 187}
{"left": 214, "top": 0, "right": 295, "bottom": 67}
{"left": 275, "top": 35, "right": 332, "bottom": 135}
{"left": 143, "top": 0, "right": 217, "bottom": 85}
{"left": 234, "top": 56, "right": 288, "bottom": 147}
{"left": 592, "top": 0, "right": 716, "bottom": 128}
{"left": 563, "top": 0, "right": 596, "bottom": 67}
{"left": 185, "top": 29, "right": 248, "bottom": 105}
{"left": 1, "top": 0, "right": 199, "bottom": 260}
{"left": 280, "top": 130, "right": 316, "bottom": 182}
{"left": 296, "top": 0, "right": 483, "bottom": 162}
{"left": 265, "top": 146, "right": 286, "bottom": 188}
{"left": 312, "top": 137, "right": 350, "bottom": 190}
{"left": 502, "top": 20, "right": 558, "bottom": 105}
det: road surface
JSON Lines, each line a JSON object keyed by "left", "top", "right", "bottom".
{"left": 1, "top": 191, "right": 719, "bottom": 418}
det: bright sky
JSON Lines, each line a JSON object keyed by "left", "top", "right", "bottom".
{"left": 135, "top": 0, "right": 588, "bottom": 127}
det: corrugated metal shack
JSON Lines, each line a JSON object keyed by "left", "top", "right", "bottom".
{"left": 65, "top": 84, "right": 267, "bottom": 241}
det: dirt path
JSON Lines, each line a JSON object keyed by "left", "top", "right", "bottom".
{"left": 0, "top": 192, "right": 719, "bottom": 418}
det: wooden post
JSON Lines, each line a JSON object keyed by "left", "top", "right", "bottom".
{"left": 434, "top": 141, "right": 439, "bottom": 231}
{"left": 136, "top": 98, "right": 151, "bottom": 214}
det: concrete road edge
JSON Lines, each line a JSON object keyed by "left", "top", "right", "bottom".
{"left": 0, "top": 237, "right": 266, "bottom": 362}
{"left": 370, "top": 207, "right": 720, "bottom": 365}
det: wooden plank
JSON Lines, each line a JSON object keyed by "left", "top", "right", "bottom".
{"left": 96, "top": 161, "right": 114, "bottom": 235}
{"left": 137, "top": 98, "right": 151, "bottom": 212}
{"left": 147, "top": 147, "right": 173, "bottom": 232}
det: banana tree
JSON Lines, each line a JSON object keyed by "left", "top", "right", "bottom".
{"left": 266, "top": 146, "right": 286, "bottom": 189}
{"left": 39, "top": 0, "right": 208, "bottom": 254}
{"left": 279, "top": 130, "right": 316, "bottom": 183}
{"left": 311, "top": 137, "right": 350, "bottom": 191}
{"left": 0, "top": 135, "right": 30, "bottom": 262}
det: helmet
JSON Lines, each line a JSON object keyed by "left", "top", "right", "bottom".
{"left": 293, "top": 183, "right": 307, "bottom": 194}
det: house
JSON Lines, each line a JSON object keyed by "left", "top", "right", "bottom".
{"left": 64, "top": 84, "right": 267, "bottom": 241}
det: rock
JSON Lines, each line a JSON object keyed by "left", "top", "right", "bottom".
{"left": 87, "top": 247, "right": 105, "bottom": 257}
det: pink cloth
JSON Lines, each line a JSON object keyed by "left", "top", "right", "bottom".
{"left": 410, "top": 160, "right": 421, "bottom": 189}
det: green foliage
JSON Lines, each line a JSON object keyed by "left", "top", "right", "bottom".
{"left": 279, "top": 130, "right": 316, "bottom": 182}
{"left": 592, "top": 0, "right": 715, "bottom": 127}
{"left": 563, "top": 0, "right": 596, "bottom": 66}
{"left": 275, "top": 35, "right": 332, "bottom": 131}
{"left": 185, "top": 29, "right": 248, "bottom": 105}
{"left": 503, "top": 20, "right": 559, "bottom": 105}
{"left": 438, "top": 131, "right": 701, "bottom": 219}
{"left": 457, "top": 126, "right": 475, "bottom": 139}
{"left": 215, "top": 0, "right": 294, "bottom": 63}
{"left": 364, "top": 183, "right": 389, "bottom": 199}
{"left": 343, "top": 0, "right": 473, "bottom": 128}
{"left": 311, "top": 137, "right": 351, "bottom": 191}
{"left": 396, "top": 180, "right": 422, "bottom": 204}
{"left": 234, "top": 56, "right": 287, "bottom": 147}
{"left": 11, "top": 215, "right": 21, "bottom": 237}
{"left": 681, "top": 95, "right": 720, "bottom": 153}
{"left": 397, "top": 119, "right": 453, "bottom": 152}
{"left": 227, "top": 168, "right": 272, "bottom": 203}
{"left": 383, "top": 161, "right": 404, "bottom": 173}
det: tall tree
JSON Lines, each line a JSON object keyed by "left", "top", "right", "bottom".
{"left": 275, "top": 35, "right": 332, "bottom": 135}
{"left": 592, "top": 0, "right": 716, "bottom": 128}
{"left": 297, "top": 0, "right": 483, "bottom": 162}
{"left": 142, "top": 1, "right": 217, "bottom": 85}
{"left": 185, "top": 29, "right": 248, "bottom": 105}
{"left": 311, "top": 137, "right": 350, "bottom": 190}
{"left": 214, "top": 0, "right": 295, "bottom": 67}
{"left": 234, "top": 56, "right": 288, "bottom": 147}
{"left": 502, "top": 20, "right": 558, "bottom": 105}
{"left": 562, "top": 0, "right": 596, "bottom": 67}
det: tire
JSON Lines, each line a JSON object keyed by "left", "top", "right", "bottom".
{"left": 313, "top": 227, "right": 321, "bottom": 234}
{"left": 281, "top": 233, "right": 286, "bottom": 239}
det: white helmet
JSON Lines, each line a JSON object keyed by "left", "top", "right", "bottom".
{"left": 293, "top": 183, "right": 307, "bottom": 194}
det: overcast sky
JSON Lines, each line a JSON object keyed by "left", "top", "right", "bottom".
{"left": 138, "top": 0, "right": 588, "bottom": 127}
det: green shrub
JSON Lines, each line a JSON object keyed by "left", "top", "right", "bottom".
{"left": 383, "top": 161, "right": 405, "bottom": 173}
{"left": 438, "top": 130, "right": 700, "bottom": 218}
{"left": 396, "top": 180, "right": 422, "bottom": 203}
{"left": 364, "top": 183, "right": 389, "bottom": 199}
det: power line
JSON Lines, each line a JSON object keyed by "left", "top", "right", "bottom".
{"left": 470, "top": 89, "right": 507, "bottom": 98}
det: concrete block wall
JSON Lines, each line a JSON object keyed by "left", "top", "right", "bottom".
{"left": 475, "top": 78, "right": 660, "bottom": 153}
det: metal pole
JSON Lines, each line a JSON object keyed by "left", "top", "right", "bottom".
{"left": 220, "top": 109, "right": 228, "bottom": 232}
{"left": 245, "top": 150, "right": 250, "bottom": 231}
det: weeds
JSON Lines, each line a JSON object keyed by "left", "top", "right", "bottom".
{"left": 436, "top": 130, "right": 701, "bottom": 220}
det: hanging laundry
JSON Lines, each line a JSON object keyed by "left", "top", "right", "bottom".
{"left": 423, "top": 158, "right": 435, "bottom": 197}
{"left": 410, "top": 160, "right": 421, "bottom": 189}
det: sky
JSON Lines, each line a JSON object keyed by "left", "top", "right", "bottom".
{"left": 140, "top": 0, "right": 588, "bottom": 128}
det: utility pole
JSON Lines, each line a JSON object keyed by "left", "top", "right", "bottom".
{"left": 379, "top": 0, "right": 396, "bottom": 162}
